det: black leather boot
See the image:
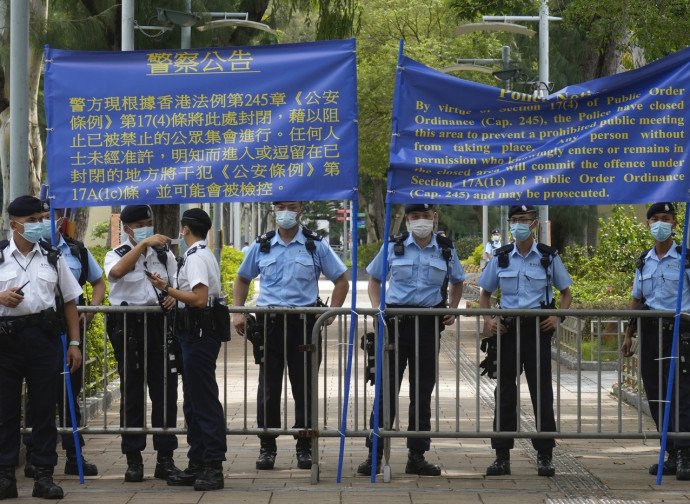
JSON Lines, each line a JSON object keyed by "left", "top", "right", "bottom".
{"left": 124, "top": 451, "right": 144, "bottom": 483}
{"left": 677, "top": 448, "right": 690, "bottom": 480}
{"left": 296, "top": 440, "right": 312, "bottom": 470}
{"left": 405, "top": 449, "right": 441, "bottom": 476}
{"left": 0, "top": 465, "right": 18, "bottom": 499}
{"left": 23, "top": 446, "right": 34, "bottom": 478}
{"left": 154, "top": 451, "right": 180, "bottom": 480}
{"left": 356, "top": 453, "right": 382, "bottom": 476}
{"left": 649, "top": 451, "right": 677, "bottom": 475}
{"left": 65, "top": 448, "right": 98, "bottom": 476}
{"left": 256, "top": 440, "right": 277, "bottom": 470}
{"left": 193, "top": 462, "right": 224, "bottom": 491}
{"left": 537, "top": 449, "right": 555, "bottom": 477}
{"left": 167, "top": 460, "right": 204, "bottom": 486}
{"left": 32, "top": 466, "right": 63, "bottom": 499}
{"left": 486, "top": 449, "right": 511, "bottom": 476}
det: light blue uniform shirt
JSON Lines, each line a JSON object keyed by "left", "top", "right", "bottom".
{"left": 477, "top": 241, "right": 572, "bottom": 309}
{"left": 632, "top": 244, "right": 690, "bottom": 311}
{"left": 56, "top": 235, "right": 104, "bottom": 285}
{"left": 237, "top": 227, "right": 347, "bottom": 307}
{"left": 367, "top": 233, "right": 465, "bottom": 307}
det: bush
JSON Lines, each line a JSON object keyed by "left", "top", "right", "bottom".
{"left": 470, "top": 243, "right": 484, "bottom": 266}
{"left": 357, "top": 240, "right": 382, "bottom": 267}
{"left": 221, "top": 245, "right": 253, "bottom": 305}
{"left": 455, "top": 235, "right": 482, "bottom": 261}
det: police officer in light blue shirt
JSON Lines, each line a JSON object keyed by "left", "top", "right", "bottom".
{"left": 622, "top": 202, "right": 690, "bottom": 479}
{"left": 478, "top": 204, "right": 572, "bottom": 478}
{"left": 233, "top": 201, "right": 349, "bottom": 472}
{"left": 357, "top": 203, "right": 465, "bottom": 477}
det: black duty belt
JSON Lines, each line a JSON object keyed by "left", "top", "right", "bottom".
{"left": 0, "top": 309, "right": 54, "bottom": 332}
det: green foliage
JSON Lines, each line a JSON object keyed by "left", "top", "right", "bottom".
{"left": 471, "top": 243, "right": 484, "bottom": 266}
{"left": 357, "top": 240, "right": 382, "bottom": 267}
{"left": 221, "top": 245, "right": 253, "bottom": 304}
{"left": 90, "top": 220, "right": 110, "bottom": 240}
{"left": 81, "top": 245, "right": 116, "bottom": 395}
{"left": 455, "top": 235, "right": 482, "bottom": 262}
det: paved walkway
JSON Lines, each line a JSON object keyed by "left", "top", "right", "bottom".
{"left": 14, "top": 281, "right": 690, "bottom": 503}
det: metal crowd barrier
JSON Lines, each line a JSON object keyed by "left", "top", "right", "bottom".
{"left": 24, "top": 305, "right": 690, "bottom": 484}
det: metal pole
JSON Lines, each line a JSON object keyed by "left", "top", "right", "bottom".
{"left": 178, "top": 0, "right": 192, "bottom": 254}
{"left": 9, "top": 0, "right": 30, "bottom": 199}
{"left": 538, "top": 0, "right": 550, "bottom": 243}
{"left": 121, "top": 0, "right": 134, "bottom": 51}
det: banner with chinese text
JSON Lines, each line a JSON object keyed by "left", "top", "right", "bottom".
{"left": 389, "top": 47, "right": 690, "bottom": 205}
{"left": 44, "top": 39, "right": 358, "bottom": 207}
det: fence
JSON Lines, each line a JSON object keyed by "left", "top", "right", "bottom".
{"left": 36, "top": 305, "right": 690, "bottom": 484}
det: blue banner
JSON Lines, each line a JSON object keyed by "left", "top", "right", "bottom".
{"left": 390, "top": 47, "right": 690, "bottom": 205}
{"left": 44, "top": 39, "right": 358, "bottom": 207}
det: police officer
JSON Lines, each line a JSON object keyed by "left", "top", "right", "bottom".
{"left": 485, "top": 228, "right": 502, "bottom": 261}
{"left": 478, "top": 204, "right": 572, "bottom": 477}
{"left": 622, "top": 202, "right": 690, "bottom": 479}
{"left": 0, "top": 195, "right": 82, "bottom": 499}
{"left": 233, "top": 201, "right": 349, "bottom": 471}
{"left": 148, "top": 208, "right": 227, "bottom": 491}
{"left": 104, "top": 205, "right": 179, "bottom": 482}
{"left": 23, "top": 204, "right": 105, "bottom": 478}
{"left": 356, "top": 203, "right": 465, "bottom": 476}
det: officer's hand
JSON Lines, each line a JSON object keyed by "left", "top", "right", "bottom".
{"left": 141, "top": 234, "right": 171, "bottom": 249}
{"left": 66, "top": 345, "right": 82, "bottom": 373}
{"left": 621, "top": 334, "right": 634, "bottom": 357}
{"left": 442, "top": 313, "right": 456, "bottom": 326}
{"left": 326, "top": 315, "right": 337, "bottom": 326}
{"left": 539, "top": 315, "right": 558, "bottom": 332}
{"left": 147, "top": 272, "right": 167, "bottom": 291}
{"left": 161, "top": 295, "right": 176, "bottom": 311}
{"left": 0, "top": 288, "right": 24, "bottom": 308}
{"left": 233, "top": 312, "right": 245, "bottom": 335}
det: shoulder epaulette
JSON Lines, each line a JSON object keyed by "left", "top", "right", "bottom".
{"left": 436, "top": 233, "right": 453, "bottom": 249}
{"left": 38, "top": 239, "right": 61, "bottom": 269}
{"left": 536, "top": 243, "right": 559, "bottom": 257}
{"left": 256, "top": 230, "right": 276, "bottom": 253}
{"left": 302, "top": 227, "right": 323, "bottom": 241}
{"left": 389, "top": 231, "right": 409, "bottom": 243}
{"left": 0, "top": 239, "right": 8, "bottom": 264}
{"left": 114, "top": 244, "right": 132, "bottom": 257}
{"left": 495, "top": 244, "right": 513, "bottom": 255}
{"left": 187, "top": 246, "right": 199, "bottom": 256}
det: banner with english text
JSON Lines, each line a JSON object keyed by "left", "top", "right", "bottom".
{"left": 389, "top": 47, "right": 690, "bottom": 205}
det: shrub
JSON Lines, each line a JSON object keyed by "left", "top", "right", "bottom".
{"left": 455, "top": 235, "right": 482, "bottom": 261}
{"left": 357, "top": 240, "right": 383, "bottom": 267}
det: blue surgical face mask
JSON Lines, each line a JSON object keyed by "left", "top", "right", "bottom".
{"left": 275, "top": 210, "right": 298, "bottom": 230}
{"left": 650, "top": 221, "right": 672, "bottom": 241}
{"left": 41, "top": 220, "right": 54, "bottom": 241}
{"left": 132, "top": 225, "right": 154, "bottom": 243}
{"left": 17, "top": 221, "right": 43, "bottom": 244}
{"left": 509, "top": 223, "right": 532, "bottom": 242}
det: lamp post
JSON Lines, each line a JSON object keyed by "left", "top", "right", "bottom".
{"left": 482, "top": 0, "right": 562, "bottom": 244}
{"left": 442, "top": 45, "right": 522, "bottom": 255}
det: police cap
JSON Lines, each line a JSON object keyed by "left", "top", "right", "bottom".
{"left": 120, "top": 205, "right": 152, "bottom": 224}
{"left": 181, "top": 208, "right": 212, "bottom": 231}
{"left": 491, "top": 228, "right": 500, "bottom": 234}
{"left": 405, "top": 203, "right": 435, "bottom": 214}
{"left": 8, "top": 195, "right": 47, "bottom": 217}
{"left": 508, "top": 205, "right": 536, "bottom": 218}
{"left": 647, "top": 202, "right": 676, "bottom": 219}
{"left": 273, "top": 200, "right": 300, "bottom": 206}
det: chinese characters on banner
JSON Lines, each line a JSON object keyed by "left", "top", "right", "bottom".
{"left": 389, "top": 47, "right": 690, "bottom": 205}
{"left": 44, "top": 39, "right": 358, "bottom": 207}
